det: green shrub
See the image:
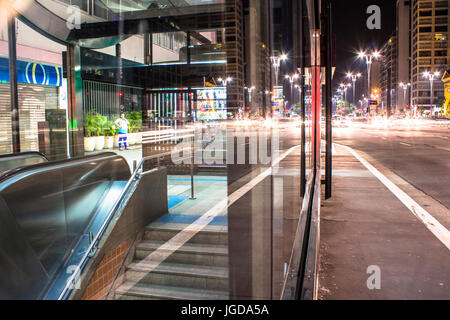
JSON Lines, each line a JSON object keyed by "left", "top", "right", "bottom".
{"left": 104, "top": 120, "right": 117, "bottom": 136}
{"left": 84, "top": 113, "right": 108, "bottom": 137}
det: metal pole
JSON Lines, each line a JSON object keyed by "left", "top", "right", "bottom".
{"left": 403, "top": 88, "right": 407, "bottom": 110}
{"left": 325, "top": 0, "right": 332, "bottom": 200}
{"left": 430, "top": 78, "right": 434, "bottom": 111}
{"left": 368, "top": 65, "right": 371, "bottom": 97}
{"left": 352, "top": 78, "right": 356, "bottom": 106}
{"left": 275, "top": 65, "right": 279, "bottom": 87}
{"left": 186, "top": 32, "right": 191, "bottom": 65}
{"left": 190, "top": 138, "right": 196, "bottom": 200}
{"left": 8, "top": 17, "right": 20, "bottom": 153}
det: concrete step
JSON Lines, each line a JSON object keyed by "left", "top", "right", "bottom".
{"left": 115, "top": 282, "right": 229, "bottom": 300}
{"left": 125, "top": 261, "right": 228, "bottom": 291}
{"left": 135, "top": 241, "right": 229, "bottom": 267}
{"left": 144, "top": 222, "right": 228, "bottom": 245}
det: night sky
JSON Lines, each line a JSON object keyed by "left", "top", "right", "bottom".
{"left": 332, "top": 0, "right": 397, "bottom": 86}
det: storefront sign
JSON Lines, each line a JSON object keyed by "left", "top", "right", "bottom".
{"left": 0, "top": 57, "right": 62, "bottom": 86}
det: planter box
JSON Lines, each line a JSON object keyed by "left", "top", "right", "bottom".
{"left": 128, "top": 133, "right": 137, "bottom": 145}
{"left": 84, "top": 137, "right": 96, "bottom": 152}
{"left": 94, "top": 136, "right": 105, "bottom": 151}
{"left": 104, "top": 136, "right": 114, "bottom": 149}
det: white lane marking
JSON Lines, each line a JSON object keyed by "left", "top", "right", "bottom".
{"left": 341, "top": 144, "right": 450, "bottom": 251}
{"left": 117, "top": 145, "right": 301, "bottom": 294}
{"left": 400, "top": 142, "right": 412, "bottom": 147}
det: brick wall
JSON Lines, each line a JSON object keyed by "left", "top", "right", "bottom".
{"left": 81, "top": 241, "right": 131, "bottom": 300}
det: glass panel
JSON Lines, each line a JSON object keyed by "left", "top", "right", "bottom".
{"left": 1, "top": 0, "right": 327, "bottom": 301}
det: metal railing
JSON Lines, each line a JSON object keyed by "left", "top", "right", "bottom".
{"left": 281, "top": 170, "right": 321, "bottom": 300}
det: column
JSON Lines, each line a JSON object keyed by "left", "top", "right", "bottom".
{"left": 65, "top": 45, "right": 84, "bottom": 156}
{"left": 8, "top": 17, "right": 20, "bottom": 153}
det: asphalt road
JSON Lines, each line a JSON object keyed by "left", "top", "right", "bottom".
{"left": 333, "top": 120, "right": 450, "bottom": 208}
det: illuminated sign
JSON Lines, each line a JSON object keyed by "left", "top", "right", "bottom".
{"left": 195, "top": 87, "right": 227, "bottom": 120}
{"left": 0, "top": 57, "right": 62, "bottom": 86}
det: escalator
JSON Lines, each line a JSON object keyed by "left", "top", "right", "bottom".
{"left": 0, "top": 152, "right": 48, "bottom": 175}
{"left": 0, "top": 152, "right": 132, "bottom": 299}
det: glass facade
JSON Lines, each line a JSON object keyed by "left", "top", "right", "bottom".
{"left": 0, "top": 0, "right": 330, "bottom": 301}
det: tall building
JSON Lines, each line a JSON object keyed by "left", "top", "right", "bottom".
{"left": 410, "top": 0, "right": 449, "bottom": 114}
{"left": 244, "top": 0, "right": 272, "bottom": 115}
{"left": 380, "top": 34, "right": 399, "bottom": 115}
{"left": 397, "top": 0, "right": 412, "bottom": 112}
{"left": 380, "top": 0, "right": 411, "bottom": 115}
{"left": 271, "top": 0, "right": 303, "bottom": 110}
{"left": 381, "top": 0, "right": 449, "bottom": 115}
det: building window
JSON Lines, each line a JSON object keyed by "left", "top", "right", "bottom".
{"left": 434, "top": 58, "right": 447, "bottom": 65}
{"left": 435, "top": 1, "right": 448, "bottom": 8}
{"left": 435, "top": 26, "right": 448, "bottom": 32}
{"left": 418, "top": 50, "right": 431, "bottom": 57}
{"left": 435, "top": 9, "right": 448, "bottom": 16}
{"left": 418, "top": 10, "right": 432, "bottom": 17}
{"left": 419, "top": 27, "right": 432, "bottom": 33}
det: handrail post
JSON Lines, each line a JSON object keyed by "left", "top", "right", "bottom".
{"left": 190, "top": 140, "right": 196, "bottom": 200}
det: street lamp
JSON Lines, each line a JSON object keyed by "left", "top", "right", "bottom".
{"left": 357, "top": 50, "right": 381, "bottom": 99}
{"left": 422, "top": 71, "right": 440, "bottom": 112}
{"left": 285, "top": 74, "right": 299, "bottom": 108}
{"left": 218, "top": 77, "right": 232, "bottom": 87}
{"left": 294, "top": 84, "right": 302, "bottom": 108}
{"left": 244, "top": 86, "right": 256, "bottom": 103}
{"left": 398, "top": 82, "right": 411, "bottom": 112}
{"left": 339, "top": 83, "right": 351, "bottom": 103}
{"left": 346, "top": 72, "right": 362, "bottom": 106}
{"left": 271, "top": 54, "right": 288, "bottom": 87}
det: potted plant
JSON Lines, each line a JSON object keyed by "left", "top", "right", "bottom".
{"left": 103, "top": 120, "right": 116, "bottom": 149}
{"left": 83, "top": 114, "right": 97, "bottom": 152}
{"left": 127, "top": 111, "right": 143, "bottom": 145}
{"left": 93, "top": 114, "right": 107, "bottom": 151}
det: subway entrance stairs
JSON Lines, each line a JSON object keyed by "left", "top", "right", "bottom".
{"left": 114, "top": 175, "right": 229, "bottom": 300}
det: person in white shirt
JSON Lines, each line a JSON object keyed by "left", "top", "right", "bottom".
{"left": 115, "top": 113, "right": 130, "bottom": 151}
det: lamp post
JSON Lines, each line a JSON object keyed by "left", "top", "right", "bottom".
{"left": 358, "top": 50, "right": 381, "bottom": 99}
{"left": 271, "top": 54, "right": 288, "bottom": 87}
{"left": 422, "top": 71, "right": 440, "bottom": 113}
{"left": 244, "top": 86, "right": 256, "bottom": 103}
{"left": 294, "top": 84, "right": 302, "bottom": 106}
{"left": 398, "top": 82, "right": 411, "bottom": 112}
{"left": 339, "top": 83, "right": 351, "bottom": 104}
{"left": 285, "top": 73, "right": 299, "bottom": 109}
{"left": 346, "top": 72, "right": 362, "bottom": 106}
{"left": 218, "top": 77, "right": 232, "bottom": 87}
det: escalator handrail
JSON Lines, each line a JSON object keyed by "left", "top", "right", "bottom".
{"left": 0, "top": 152, "right": 117, "bottom": 184}
{"left": 0, "top": 151, "right": 48, "bottom": 161}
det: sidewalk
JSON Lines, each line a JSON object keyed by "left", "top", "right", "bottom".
{"left": 318, "top": 144, "right": 450, "bottom": 300}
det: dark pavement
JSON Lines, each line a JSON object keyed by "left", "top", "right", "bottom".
{"left": 319, "top": 120, "right": 450, "bottom": 300}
